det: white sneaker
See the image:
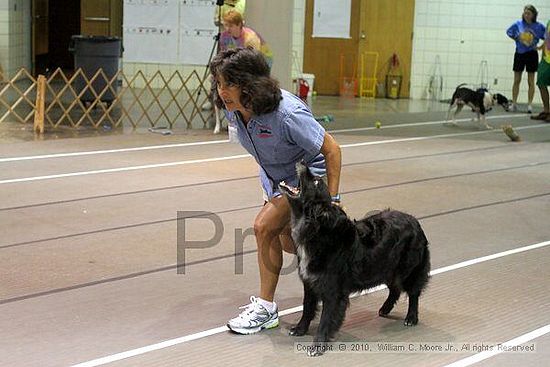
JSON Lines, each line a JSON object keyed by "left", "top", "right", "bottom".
{"left": 201, "top": 101, "right": 213, "bottom": 111}
{"left": 510, "top": 103, "right": 518, "bottom": 112}
{"left": 527, "top": 105, "right": 533, "bottom": 114}
{"left": 227, "top": 296, "right": 279, "bottom": 334}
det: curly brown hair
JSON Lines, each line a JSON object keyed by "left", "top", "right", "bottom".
{"left": 209, "top": 47, "right": 281, "bottom": 115}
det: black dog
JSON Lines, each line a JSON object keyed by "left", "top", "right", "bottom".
{"left": 279, "top": 163, "right": 430, "bottom": 357}
{"left": 446, "top": 83, "right": 511, "bottom": 129}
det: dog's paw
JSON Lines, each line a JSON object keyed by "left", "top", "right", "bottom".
{"left": 404, "top": 315, "right": 418, "bottom": 326}
{"left": 307, "top": 349, "right": 324, "bottom": 357}
{"left": 289, "top": 325, "right": 308, "bottom": 336}
{"left": 307, "top": 343, "right": 327, "bottom": 357}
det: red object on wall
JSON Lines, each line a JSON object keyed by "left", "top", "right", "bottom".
{"left": 390, "top": 53, "right": 400, "bottom": 70}
{"left": 298, "top": 78, "right": 309, "bottom": 101}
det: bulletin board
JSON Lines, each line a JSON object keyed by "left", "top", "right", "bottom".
{"left": 179, "top": 0, "right": 219, "bottom": 65}
{"left": 312, "top": 0, "right": 351, "bottom": 39}
{"left": 123, "top": 0, "right": 219, "bottom": 65}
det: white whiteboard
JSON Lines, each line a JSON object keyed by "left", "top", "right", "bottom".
{"left": 179, "top": 0, "right": 218, "bottom": 65}
{"left": 123, "top": 0, "right": 179, "bottom": 28}
{"left": 123, "top": 0, "right": 219, "bottom": 65}
{"left": 312, "top": 0, "right": 351, "bottom": 39}
{"left": 123, "top": 26, "right": 179, "bottom": 63}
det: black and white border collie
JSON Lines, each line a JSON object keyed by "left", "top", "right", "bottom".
{"left": 446, "top": 83, "right": 511, "bottom": 129}
{"left": 279, "top": 162, "right": 431, "bottom": 357}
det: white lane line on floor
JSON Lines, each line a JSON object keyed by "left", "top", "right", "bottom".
{"left": 0, "top": 140, "right": 229, "bottom": 163}
{"left": 430, "top": 240, "right": 550, "bottom": 276}
{"left": 0, "top": 154, "right": 251, "bottom": 185}
{"left": 343, "top": 124, "right": 545, "bottom": 148}
{"left": 69, "top": 240, "right": 550, "bottom": 367}
{"left": 70, "top": 326, "right": 229, "bottom": 367}
{"left": 0, "top": 114, "right": 526, "bottom": 163}
{"left": 330, "top": 113, "right": 526, "bottom": 133}
{"left": 441, "top": 324, "right": 550, "bottom": 367}
{"left": 2, "top": 124, "right": 547, "bottom": 185}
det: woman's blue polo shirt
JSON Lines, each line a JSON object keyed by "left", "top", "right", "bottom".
{"left": 227, "top": 89, "right": 326, "bottom": 199}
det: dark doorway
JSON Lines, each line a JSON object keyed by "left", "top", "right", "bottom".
{"left": 33, "top": 1, "right": 122, "bottom": 76}
{"left": 32, "top": 0, "right": 49, "bottom": 75}
{"left": 49, "top": 0, "right": 81, "bottom": 72}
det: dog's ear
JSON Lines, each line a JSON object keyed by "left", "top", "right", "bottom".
{"left": 355, "top": 219, "right": 376, "bottom": 245}
{"left": 331, "top": 208, "right": 353, "bottom": 229}
{"left": 354, "top": 219, "right": 370, "bottom": 235}
{"left": 313, "top": 205, "right": 332, "bottom": 227}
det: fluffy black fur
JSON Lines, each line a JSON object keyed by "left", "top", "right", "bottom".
{"left": 446, "top": 83, "right": 511, "bottom": 129}
{"left": 279, "top": 162, "right": 430, "bottom": 357}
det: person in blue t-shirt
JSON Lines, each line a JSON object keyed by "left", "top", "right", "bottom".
{"left": 209, "top": 47, "right": 342, "bottom": 335}
{"left": 506, "top": 4, "right": 546, "bottom": 113}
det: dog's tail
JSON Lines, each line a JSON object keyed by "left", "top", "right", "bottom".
{"left": 447, "top": 83, "right": 469, "bottom": 121}
{"left": 451, "top": 83, "right": 468, "bottom": 96}
{"left": 451, "top": 83, "right": 468, "bottom": 101}
{"left": 402, "top": 231, "right": 431, "bottom": 294}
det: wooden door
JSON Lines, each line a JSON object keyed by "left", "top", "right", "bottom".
{"left": 81, "top": 0, "right": 116, "bottom": 37}
{"left": 32, "top": 0, "right": 49, "bottom": 63}
{"left": 359, "top": 0, "right": 415, "bottom": 98}
{"left": 304, "top": 0, "right": 414, "bottom": 97}
{"left": 303, "top": 0, "right": 361, "bottom": 95}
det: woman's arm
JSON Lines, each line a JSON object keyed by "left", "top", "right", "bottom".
{"left": 506, "top": 22, "right": 519, "bottom": 40}
{"left": 319, "top": 132, "right": 342, "bottom": 198}
{"left": 535, "top": 23, "right": 547, "bottom": 45}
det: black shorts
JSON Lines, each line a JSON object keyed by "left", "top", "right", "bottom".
{"left": 513, "top": 50, "right": 539, "bottom": 73}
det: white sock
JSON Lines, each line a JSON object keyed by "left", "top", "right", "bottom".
{"left": 258, "top": 297, "right": 277, "bottom": 313}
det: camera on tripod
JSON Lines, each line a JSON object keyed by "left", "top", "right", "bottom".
{"left": 214, "top": 0, "right": 225, "bottom": 40}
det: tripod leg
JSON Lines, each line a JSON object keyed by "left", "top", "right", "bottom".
{"left": 189, "top": 37, "right": 219, "bottom": 124}
{"left": 213, "top": 105, "right": 221, "bottom": 134}
{"left": 189, "top": 3, "right": 223, "bottom": 127}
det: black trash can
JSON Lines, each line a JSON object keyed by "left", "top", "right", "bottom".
{"left": 70, "top": 35, "right": 122, "bottom": 104}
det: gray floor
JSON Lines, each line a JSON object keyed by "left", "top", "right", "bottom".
{"left": 0, "top": 97, "right": 549, "bottom": 367}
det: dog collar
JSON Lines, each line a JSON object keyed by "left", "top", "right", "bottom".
{"left": 331, "top": 194, "right": 341, "bottom": 203}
